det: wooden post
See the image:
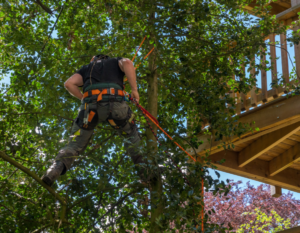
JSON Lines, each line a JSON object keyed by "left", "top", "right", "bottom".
{"left": 229, "top": 79, "right": 235, "bottom": 110}
{"left": 240, "top": 66, "right": 248, "bottom": 111}
{"left": 229, "top": 57, "right": 241, "bottom": 115}
{"left": 235, "top": 75, "right": 241, "bottom": 115}
{"left": 269, "top": 33, "right": 278, "bottom": 98}
{"left": 280, "top": 33, "right": 289, "bottom": 92}
{"left": 271, "top": 185, "right": 282, "bottom": 198}
{"left": 250, "top": 57, "right": 257, "bottom": 107}
{"left": 261, "top": 47, "right": 268, "bottom": 103}
{"left": 293, "top": 25, "right": 300, "bottom": 80}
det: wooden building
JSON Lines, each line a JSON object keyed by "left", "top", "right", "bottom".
{"left": 196, "top": 0, "right": 300, "bottom": 196}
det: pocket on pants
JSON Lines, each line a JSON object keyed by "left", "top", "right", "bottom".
{"left": 111, "top": 102, "right": 129, "bottom": 120}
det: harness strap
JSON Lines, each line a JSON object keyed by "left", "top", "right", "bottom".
{"left": 83, "top": 88, "right": 125, "bottom": 101}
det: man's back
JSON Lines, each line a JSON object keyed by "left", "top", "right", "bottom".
{"left": 76, "top": 57, "right": 125, "bottom": 92}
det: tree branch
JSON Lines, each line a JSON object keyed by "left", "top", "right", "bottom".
{"left": 0, "top": 151, "right": 66, "bottom": 205}
{"left": 35, "top": 0, "right": 53, "bottom": 14}
{"left": 0, "top": 203, "right": 14, "bottom": 214}
{"left": 9, "top": 191, "right": 38, "bottom": 205}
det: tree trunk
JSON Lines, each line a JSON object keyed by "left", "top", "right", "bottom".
{"left": 146, "top": 42, "right": 164, "bottom": 232}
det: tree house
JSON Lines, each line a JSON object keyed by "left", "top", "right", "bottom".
{"left": 196, "top": 0, "right": 300, "bottom": 195}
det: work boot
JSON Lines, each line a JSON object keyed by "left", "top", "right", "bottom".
{"left": 41, "top": 161, "right": 66, "bottom": 187}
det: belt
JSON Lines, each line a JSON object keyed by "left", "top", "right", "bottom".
{"left": 83, "top": 88, "right": 125, "bottom": 102}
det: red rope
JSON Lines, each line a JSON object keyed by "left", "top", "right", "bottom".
{"left": 128, "top": 36, "right": 205, "bottom": 230}
{"left": 130, "top": 97, "right": 192, "bottom": 186}
{"left": 128, "top": 96, "right": 205, "bottom": 230}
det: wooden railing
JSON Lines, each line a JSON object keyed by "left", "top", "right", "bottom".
{"left": 231, "top": 30, "right": 298, "bottom": 115}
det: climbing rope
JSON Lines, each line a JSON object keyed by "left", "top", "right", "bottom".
{"left": 130, "top": 96, "right": 193, "bottom": 186}
{"left": 131, "top": 38, "right": 205, "bottom": 232}
{"left": 134, "top": 47, "right": 155, "bottom": 70}
{"left": 132, "top": 36, "right": 147, "bottom": 62}
{"left": 127, "top": 94, "right": 205, "bottom": 231}
{"left": 124, "top": 37, "right": 155, "bottom": 82}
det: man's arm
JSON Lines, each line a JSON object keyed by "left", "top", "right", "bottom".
{"left": 118, "top": 58, "right": 139, "bottom": 103}
{"left": 64, "top": 73, "right": 84, "bottom": 100}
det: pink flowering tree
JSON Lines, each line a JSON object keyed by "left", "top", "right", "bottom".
{"left": 205, "top": 181, "right": 300, "bottom": 232}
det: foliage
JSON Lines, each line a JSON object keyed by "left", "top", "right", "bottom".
{"left": 236, "top": 208, "right": 291, "bottom": 233}
{"left": 0, "top": 0, "right": 296, "bottom": 232}
{"left": 206, "top": 181, "right": 300, "bottom": 232}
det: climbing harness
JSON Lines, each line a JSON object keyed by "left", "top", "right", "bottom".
{"left": 130, "top": 37, "right": 205, "bottom": 231}
{"left": 76, "top": 84, "right": 125, "bottom": 130}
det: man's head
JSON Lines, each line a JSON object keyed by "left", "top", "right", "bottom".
{"left": 90, "top": 54, "right": 110, "bottom": 62}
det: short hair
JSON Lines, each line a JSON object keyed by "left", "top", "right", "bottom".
{"left": 94, "top": 54, "right": 110, "bottom": 61}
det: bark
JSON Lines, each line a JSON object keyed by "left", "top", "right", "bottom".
{"left": 146, "top": 32, "right": 164, "bottom": 232}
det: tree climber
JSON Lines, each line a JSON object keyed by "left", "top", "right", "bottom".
{"left": 41, "top": 55, "right": 148, "bottom": 187}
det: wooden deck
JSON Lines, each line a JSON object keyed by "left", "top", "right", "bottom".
{"left": 196, "top": 94, "right": 300, "bottom": 193}
{"left": 194, "top": 0, "right": 300, "bottom": 194}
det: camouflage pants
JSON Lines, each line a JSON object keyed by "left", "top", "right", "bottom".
{"left": 55, "top": 101, "right": 144, "bottom": 176}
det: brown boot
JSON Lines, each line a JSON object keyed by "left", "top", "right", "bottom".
{"left": 41, "top": 161, "right": 66, "bottom": 187}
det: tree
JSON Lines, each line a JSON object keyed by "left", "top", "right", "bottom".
{"left": 237, "top": 209, "right": 291, "bottom": 233}
{"left": 0, "top": 0, "right": 295, "bottom": 232}
{"left": 206, "top": 181, "right": 300, "bottom": 232}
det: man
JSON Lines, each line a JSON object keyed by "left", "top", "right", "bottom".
{"left": 41, "top": 55, "right": 147, "bottom": 187}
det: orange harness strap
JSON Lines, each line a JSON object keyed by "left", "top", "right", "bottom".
{"left": 83, "top": 88, "right": 124, "bottom": 101}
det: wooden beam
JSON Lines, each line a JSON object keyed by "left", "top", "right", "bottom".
{"left": 239, "top": 95, "right": 300, "bottom": 131}
{"left": 269, "top": 143, "right": 300, "bottom": 176}
{"left": 194, "top": 115, "right": 300, "bottom": 157}
{"left": 244, "top": 1, "right": 290, "bottom": 16}
{"left": 269, "top": 2, "right": 289, "bottom": 15}
{"left": 276, "top": 3, "right": 300, "bottom": 21}
{"left": 271, "top": 185, "right": 282, "bottom": 197}
{"left": 196, "top": 95, "right": 300, "bottom": 156}
{"left": 206, "top": 150, "right": 300, "bottom": 193}
{"left": 275, "top": 1, "right": 291, "bottom": 9}
{"left": 238, "top": 122, "right": 300, "bottom": 167}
